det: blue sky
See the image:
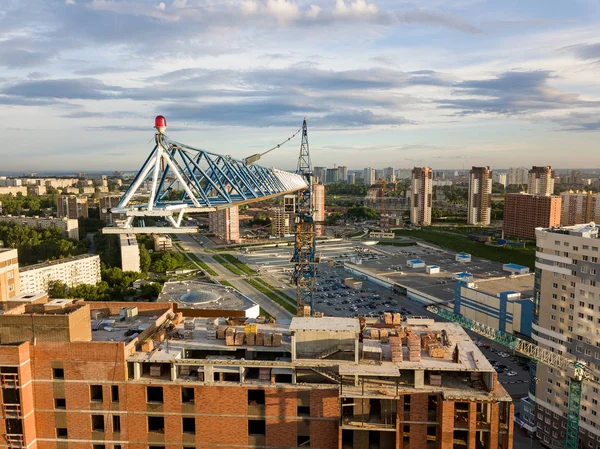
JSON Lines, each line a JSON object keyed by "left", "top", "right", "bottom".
{"left": 1, "top": 0, "right": 600, "bottom": 172}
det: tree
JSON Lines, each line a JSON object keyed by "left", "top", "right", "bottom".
{"left": 325, "top": 212, "right": 342, "bottom": 225}
{"left": 150, "top": 251, "right": 188, "bottom": 273}
{"left": 139, "top": 245, "right": 151, "bottom": 272}
{"left": 346, "top": 206, "right": 378, "bottom": 219}
{"left": 48, "top": 280, "right": 68, "bottom": 298}
{"left": 141, "top": 282, "right": 161, "bottom": 299}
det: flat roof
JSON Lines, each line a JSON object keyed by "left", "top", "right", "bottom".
{"left": 289, "top": 317, "right": 360, "bottom": 332}
{"left": 504, "top": 263, "right": 527, "bottom": 270}
{"left": 471, "top": 275, "right": 534, "bottom": 297}
{"left": 158, "top": 280, "right": 258, "bottom": 311}
{"left": 19, "top": 253, "right": 99, "bottom": 272}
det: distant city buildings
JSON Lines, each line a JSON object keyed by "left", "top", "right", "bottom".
{"left": 208, "top": 206, "right": 241, "bottom": 244}
{"left": 383, "top": 166, "right": 395, "bottom": 182}
{"left": 560, "top": 191, "right": 600, "bottom": 226}
{"left": 410, "top": 167, "right": 433, "bottom": 226}
{"left": 503, "top": 193, "right": 561, "bottom": 239}
{"left": 57, "top": 195, "right": 89, "bottom": 219}
{"left": 19, "top": 254, "right": 101, "bottom": 295}
{"left": 527, "top": 166, "right": 555, "bottom": 196}
{"left": 467, "top": 166, "right": 492, "bottom": 225}
{"left": 325, "top": 168, "right": 339, "bottom": 184}
{"left": 0, "top": 216, "right": 80, "bottom": 240}
{"left": 363, "top": 167, "right": 376, "bottom": 186}
{"left": 337, "top": 166, "right": 348, "bottom": 183}
{"left": 493, "top": 172, "right": 507, "bottom": 187}
{"left": 347, "top": 173, "right": 355, "bottom": 185}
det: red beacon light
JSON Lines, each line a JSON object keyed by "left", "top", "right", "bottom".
{"left": 154, "top": 115, "right": 167, "bottom": 134}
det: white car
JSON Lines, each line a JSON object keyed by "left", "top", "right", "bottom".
{"left": 506, "top": 371, "right": 518, "bottom": 377}
{"left": 499, "top": 352, "right": 510, "bottom": 358}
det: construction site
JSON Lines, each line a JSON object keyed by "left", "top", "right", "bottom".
{"left": 0, "top": 293, "right": 513, "bottom": 449}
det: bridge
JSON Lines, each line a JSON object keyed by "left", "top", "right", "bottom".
{"left": 103, "top": 116, "right": 308, "bottom": 234}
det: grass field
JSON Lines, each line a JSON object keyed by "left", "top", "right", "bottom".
{"left": 219, "top": 254, "right": 256, "bottom": 275}
{"left": 212, "top": 255, "right": 244, "bottom": 275}
{"left": 244, "top": 278, "right": 296, "bottom": 314}
{"left": 394, "top": 229, "right": 535, "bottom": 268}
{"left": 187, "top": 253, "right": 219, "bottom": 276}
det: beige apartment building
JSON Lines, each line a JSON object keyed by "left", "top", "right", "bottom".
{"left": 0, "top": 216, "right": 80, "bottom": 240}
{"left": 410, "top": 167, "right": 433, "bottom": 226}
{"left": 19, "top": 254, "right": 101, "bottom": 295}
{"left": 57, "top": 195, "right": 89, "bottom": 219}
{"left": 561, "top": 191, "right": 600, "bottom": 226}
{"left": 208, "top": 206, "right": 241, "bottom": 244}
{"left": 467, "top": 166, "right": 492, "bottom": 225}
{"left": 0, "top": 248, "right": 20, "bottom": 301}
{"left": 527, "top": 166, "right": 555, "bottom": 196}
{"left": 527, "top": 224, "right": 600, "bottom": 448}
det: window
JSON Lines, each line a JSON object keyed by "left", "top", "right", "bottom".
{"left": 248, "top": 420, "right": 266, "bottom": 436}
{"left": 90, "top": 385, "right": 103, "bottom": 402}
{"left": 553, "top": 283, "right": 559, "bottom": 289}
{"left": 53, "top": 368, "right": 64, "bottom": 379}
{"left": 182, "top": 387, "right": 195, "bottom": 404}
{"left": 112, "top": 415, "right": 121, "bottom": 432}
{"left": 55, "top": 398, "right": 66, "bottom": 409}
{"left": 298, "top": 406, "right": 310, "bottom": 416}
{"left": 57, "top": 428, "right": 68, "bottom": 439}
{"left": 8, "top": 284, "right": 14, "bottom": 292}
{"left": 93, "top": 446, "right": 105, "bottom": 449}
{"left": 148, "top": 416, "right": 165, "bottom": 433}
{"left": 248, "top": 389, "right": 265, "bottom": 405}
{"left": 592, "top": 269, "right": 597, "bottom": 275}
{"left": 147, "top": 386, "right": 163, "bottom": 403}
{"left": 182, "top": 417, "right": 195, "bottom": 434}
{"left": 582, "top": 266, "right": 589, "bottom": 274}
{"left": 91, "top": 415, "right": 105, "bottom": 432}
{"left": 111, "top": 386, "right": 119, "bottom": 403}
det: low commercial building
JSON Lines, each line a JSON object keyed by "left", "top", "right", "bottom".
{"left": 0, "top": 248, "right": 20, "bottom": 301}
{"left": 502, "top": 263, "right": 530, "bottom": 275}
{"left": 0, "top": 299, "right": 514, "bottom": 449}
{"left": 426, "top": 265, "right": 440, "bottom": 274}
{"left": 119, "top": 233, "right": 141, "bottom": 272}
{"left": 455, "top": 253, "right": 471, "bottom": 263}
{"left": 453, "top": 275, "right": 535, "bottom": 337}
{"left": 407, "top": 259, "right": 425, "bottom": 268}
{"left": 0, "top": 215, "right": 80, "bottom": 240}
{"left": 19, "top": 254, "right": 101, "bottom": 294}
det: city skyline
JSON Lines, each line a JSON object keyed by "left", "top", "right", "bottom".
{"left": 1, "top": 0, "right": 600, "bottom": 172}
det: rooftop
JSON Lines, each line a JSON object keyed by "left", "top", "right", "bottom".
{"left": 19, "top": 253, "right": 99, "bottom": 272}
{"left": 538, "top": 223, "right": 599, "bottom": 238}
{"left": 289, "top": 317, "right": 360, "bottom": 332}
{"left": 471, "top": 275, "right": 534, "bottom": 298}
{"left": 158, "top": 280, "right": 258, "bottom": 312}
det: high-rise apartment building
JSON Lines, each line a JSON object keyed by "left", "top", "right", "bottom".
{"left": 325, "top": 168, "right": 339, "bottom": 184}
{"left": 528, "top": 224, "right": 600, "bottom": 448}
{"left": 467, "top": 166, "right": 493, "bottom": 225}
{"left": 100, "top": 195, "right": 126, "bottom": 225}
{"left": 57, "top": 195, "right": 89, "bottom": 219}
{"left": 493, "top": 172, "right": 508, "bottom": 187}
{"left": 508, "top": 167, "right": 528, "bottom": 186}
{"left": 337, "top": 166, "right": 348, "bottom": 183}
{"left": 347, "top": 173, "right": 356, "bottom": 185}
{"left": 208, "top": 206, "right": 241, "bottom": 244}
{"left": 527, "top": 166, "right": 555, "bottom": 196}
{"left": 503, "top": 194, "right": 561, "bottom": 239}
{"left": 19, "top": 254, "right": 101, "bottom": 294}
{"left": 313, "top": 167, "right": 326, "bottom": 185}
{"left": 383, "top": 167, "right": 395, "bottom": 183}
{"left": 410, "top": 167, "right": 433, "bottom": 226}
{"left": 560, "top": 191, "right": 600, "bottom": 226}
{"left": 0, "top": 248, "right": 20, "bottom": 301}
{"left": 313, "top": 184, "right": 325, "bottom": 236}
{"left": 0, "top": 298, "right": 514, "bottom": 449}
{"left": 363, "top": 168, "right": 376, "bottom": 186}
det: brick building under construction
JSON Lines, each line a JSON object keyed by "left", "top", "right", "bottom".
{"left": 0, "top": 295, "right": 513, "bottom": 449}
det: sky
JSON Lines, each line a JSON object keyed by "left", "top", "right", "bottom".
{"left": 1, "top": 0, "right": 600, "bottom": 173}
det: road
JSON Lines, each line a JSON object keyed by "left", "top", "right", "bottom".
{"left": 175, "top": 234, "right": 294, "bottom": 320}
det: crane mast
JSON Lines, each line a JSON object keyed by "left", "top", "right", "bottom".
{"left": 291, "top": 119, "right": 316, "bottom": 314}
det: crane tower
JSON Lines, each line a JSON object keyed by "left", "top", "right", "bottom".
{"left": 291, "top": 119, "right": 316, "bottom": 314}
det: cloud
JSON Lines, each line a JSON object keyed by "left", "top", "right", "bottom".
{"left": 265, "top": 0, "right": 300, "bottom": 22}
{"left": 334, "top": 0, "right": 378, "bottom": 17}
{"left": 241, "top": 0, "right": 258, "bottom": 15}
{"left": 566, "top": 42, "right": 600, "bottom": 61}
{"left": 2, "top": 78, "right": 122, "bottom": 100}
{"left": 438, "top": 70, "right": 600, "bottom": 115}
{"left": 553, "top": 112, "right": 600, "bottom": 132}
{"left": 306, "top": 4, "right": 321, "bottom": 18}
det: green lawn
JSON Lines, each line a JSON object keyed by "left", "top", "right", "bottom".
{"left": 212, "top": 255, "right": 244, "bottom": 275}
{"left": 253, "top": 277, "right": 295, "bottom": 303}
{"left": 186, "top": 252, "right": 219, "bottom": 276}
{"left": 394, "top": 229, "right": 535, "bottom": 268}
{"left": 219, "top": 254, "right": 256, "bottom": 275}
{"left": 244, "top": 278, "right": 296, "bottom": 314}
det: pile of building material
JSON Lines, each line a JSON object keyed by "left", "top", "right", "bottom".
{"left": 225, "top": 327, "right": 236, "bottom": 346}
{"left": 379, "top": 328, "right": 389, "bottom": 343}
{"left": 421, "top": 333, "right": 445, "bottom": 358}
{"left": 429, "top": 372, "right": 442, "bottom": 386}
{"left": 383, "top": 312, "right": 393, "bottom": 325}
{"left": 407, "top": 333, "right": 421, "bottom": 362}
{"left": 298, "top": 305, "right": 311, "bottom": 317}
{"left": 313, "top": 311, "right": 325, "bottom": 318}
{"left": 206, "top": 319, "right": 217, "bottom": 340}
{"left": 234, "top": 331, "right": 245, "bottom": 346}
{"left": 272, "top": 333, "right": 282, "bottom": 346}
{"left": 369, "top": 328, "right": 380, "bottom": 340}
{"left": 389, "top": 335, "right": 403, "bottom": 362}
{"left": 215, "top": 326, "right": 282, "bottom": 347}
{"left": 180, "top": 365, "right": 191, "bottom": 376}
{"left": 259, "top": 368, "right": 270, "bottom": 381}
{"left": 264, "top": 333, "right": 272, "bottom": 347}
{"left": 150, "top": 364, "right": 162, "bottom": 377}
{"left": 392, "top": 313, "right": 401, "bottom": 325}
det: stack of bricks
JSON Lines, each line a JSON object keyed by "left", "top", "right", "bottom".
{"left": 150, "top": 364, "right": 162, "bottom": 377}
{"left": 392, "top": 313, "right": 401, "bottom": 325}
{"left": 429, "top": 372, "right": 442, "bottom": 386}
{"left": 264, "top": 333, "right": 272, "bottom": 347}
{"left": 272, "top": 333, "right": 282, "bottom": 347}
{"left": 369, "top": 329, "right": 380, "bottom": 340}
{"left": 407, "top": 333, "right": 421, "bottom": 362}
{"left": 246, "top": 331, "right": 256, "bottom": 345}
{"left": 389, "top": 335, "right": 403, "bottom": 362}
{"left": 398, "top": 327, "right": 408, "bottom": 345}
{"left": 256, "top": 332, "right": 265, "bottom": 346}
{"left": 225, "top": 327, "right": 235, "bottom": 346}
{"left": 313, "top": 311, "right": 324, "bottom": 318}
{"left": 379, "top": 328, "right": 389, "bottom": 343}
{"left": 298, "top": 305, "right": 311, "bottom": 317}
{"left": 184, "top": 319, "right": 195, "bottom": 331}
{"left": 234, "top": 331, "right": 245, "bottom": 346}
{"left": 216, "top": 326, "right": 227, "bottom": 339}
{"left": 383, "top": 312, "right": 392, "bottom": 325}
{"left": 259, "top": 368, "right": 270, "bottom": 381}
{"left": 421, "top": 333, "right": 445, "bottom": 358}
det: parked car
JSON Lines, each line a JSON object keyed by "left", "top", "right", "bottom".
{"left": 507, "top": 371, "right": 518, "bottom": 377}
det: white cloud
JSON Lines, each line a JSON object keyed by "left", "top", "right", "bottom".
{"left": 265, "top": 0, "right": 299, "bottom": 22}
{"left": 65, "top": 0, "right": 76, "bottom": 4}
{"left": 172, "top": 0, "right": 187, "bottom": 8}
{"left": 241, "top": 0, "right": 258, "bottom": 15}
{"left": 307, "top": 4, "right": 321, "bottom": 18}
{"left": 334, "top": 0, "right": 378, "bottom": 17}
{"left": 157, "top": 2, "right": 166, "bottom": 10}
